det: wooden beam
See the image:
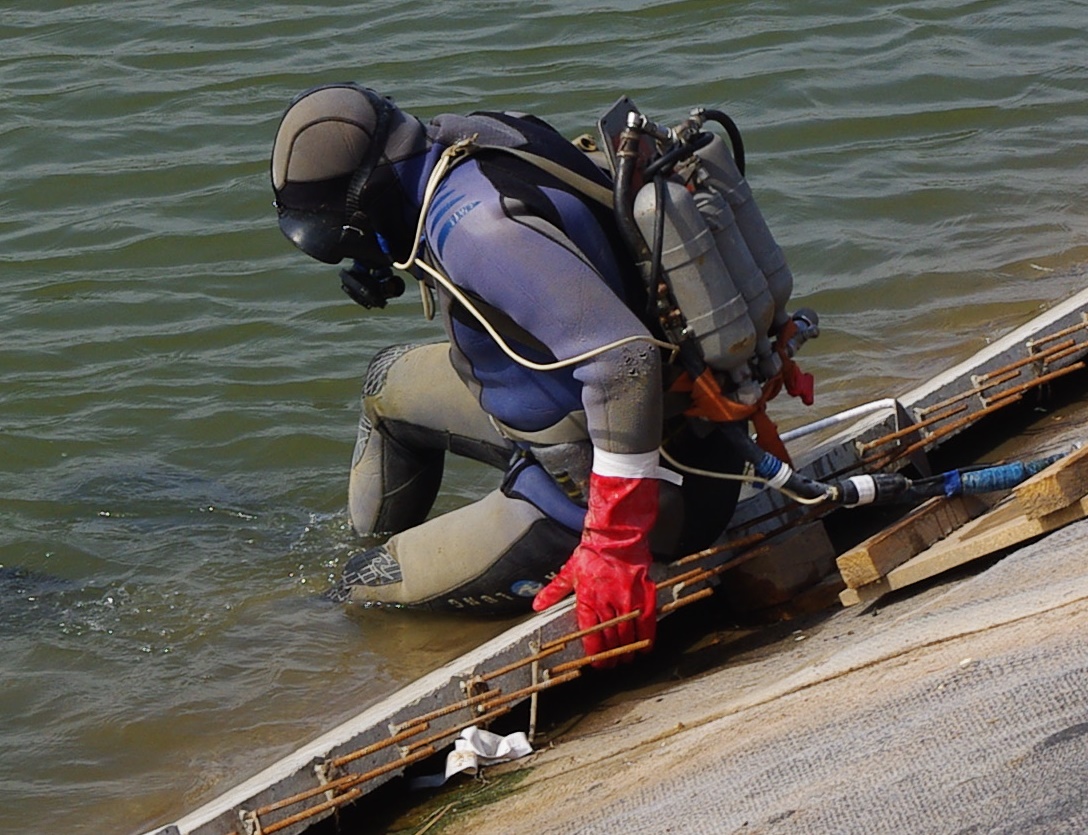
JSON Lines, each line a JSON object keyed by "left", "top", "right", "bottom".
{"left": 836, "top": 495, "right": 988, "bottom": 589}
{"left": 1013, "top": 443, "right": 1088, "bottom": 520}
{"left": 841, "top": 492, "right": 1088, "bottom": 606}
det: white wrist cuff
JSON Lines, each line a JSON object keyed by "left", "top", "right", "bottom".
{"left": 592, "top": 448, "right": 684, "bottom": 486}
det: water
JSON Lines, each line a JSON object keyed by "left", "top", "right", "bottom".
{"left": 1, "top": 1, "right": 1085, "bottom": 832}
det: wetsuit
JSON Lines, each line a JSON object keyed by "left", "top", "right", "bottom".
{"left": 335, "top": 112, "right": 742, "bottom": 613}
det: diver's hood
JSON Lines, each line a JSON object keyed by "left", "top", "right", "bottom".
{"left": 271, "top": 83, "right": 426, "bottom": 265}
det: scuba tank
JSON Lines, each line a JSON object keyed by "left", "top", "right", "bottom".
{"left": 694, "top": 131, "right": 793, "bottom": 333}
{"left": 600, "top": 98, "right": 812, "bottom": 400}
{"left": 595, "top": 98, "right": 1069, "bottom": 517}
{"left": 632, "top": 177, "right": 758, "bottom": 393}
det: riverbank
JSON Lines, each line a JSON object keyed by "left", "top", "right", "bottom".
{"left": 372, "top": 377, "right": 1088, "bottom": 835}
{"left": 415, "top": 513, "right": 1088, "bottom": 834}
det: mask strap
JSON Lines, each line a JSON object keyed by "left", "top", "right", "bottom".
{"left": 344, "top": 89, "right": 395, "bottom": 225}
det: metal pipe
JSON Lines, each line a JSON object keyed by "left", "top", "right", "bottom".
{"left": 780, "top": 398, "right": 900, "bottom": 443}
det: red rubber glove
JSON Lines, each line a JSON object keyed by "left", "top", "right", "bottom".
{"left": 532, "top": 472, "right": 658, "bottom": 667}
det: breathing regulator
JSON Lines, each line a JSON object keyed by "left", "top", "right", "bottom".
{"left": 339, "top": 261, "right": 405, "bottom": 309}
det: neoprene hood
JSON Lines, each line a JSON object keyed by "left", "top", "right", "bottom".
{"left": 270, "top": 83, "right": 425, "bottom": 265}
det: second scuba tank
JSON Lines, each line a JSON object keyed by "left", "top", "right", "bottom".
{"left": 695, "top": 133, "right": 794, "bottom": 330}
{"left": 691, "top": 183, "right": 779, "bottom": 379}
{"left": 633, "top": 178, "right": 758, "bottom": 393}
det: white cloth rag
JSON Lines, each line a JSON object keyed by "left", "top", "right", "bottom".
{"left": 410, "top": 726, "right": 533, "bottom": 789}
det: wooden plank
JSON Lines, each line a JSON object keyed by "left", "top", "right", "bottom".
{"left": 836, "top": 495, "right": 988, "bottom": 589}
{"left": 1013, "top": 443, "right": 1088, "bottom": 520}
{"left": 839, "top": 581, "right": 886, "bottom": 608}
{"left": 840, "top": 445, "right": 1088, "bottom": 604}
{"left": 841, "top": 493, "right": 1088, "bottom": 606}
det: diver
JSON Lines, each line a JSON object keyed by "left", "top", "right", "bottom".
{"left": 270, "top": 83, "right": 752, "bottom": 663}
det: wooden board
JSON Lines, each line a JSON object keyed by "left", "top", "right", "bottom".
{"left": 839, "top": 443, "right": 1088, "bottom": 606}
{"left": 836, "top": 495, "right": 989, "bottom": 589}
{"left": 840, "top": 492, "right": 1088, "bottom": 607}
{"left": 1013, "top": 443, "right": 1088, "bottom": 519}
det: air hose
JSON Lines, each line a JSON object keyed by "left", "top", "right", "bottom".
{"left": 712, "top": 422, "right": 1069, "bottom": 507}
{"left": 698, "top": 109, "right": 745, "bottom": 175}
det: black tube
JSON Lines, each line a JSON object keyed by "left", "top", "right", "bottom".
{"left": 612, "top": 127, "right": 651, "bottom": 263}
{"left": 650, "top": 175, "right": 666, "bottom": 293}
{"left": 642, "top": 131, "right": 714, "bottom": 180}
{"left": 701, "top": 109, "right": 745, "bottom": 175}
{"left": 719, "top": 423, "right": 831, "bottom": 501}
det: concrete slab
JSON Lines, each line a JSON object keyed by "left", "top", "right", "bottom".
{"left": 434, "top": 517, "right": 1088, "bottom": 834}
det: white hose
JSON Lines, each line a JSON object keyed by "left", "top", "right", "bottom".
{"left": 659, "top": 447, "right": 830, "bottom": 506}
{"left": 779, "top": 398, "right": 900, "bottom": 443}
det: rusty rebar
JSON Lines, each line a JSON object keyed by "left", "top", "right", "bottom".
{"left": 391, "top": 688, "right": 501, "bottom": 733}
{"left": 666, "top": 565, "right": 717, "bottom": 589}
{"left": 977, "top": 338, "right": 1075, "bottom": 379}
{"left": 476, "top": 643, "right": 566, "bottom": 683}
{"left": 1027, "top": 319, "right": 1088, "bottom": 349}
{"left": 660, "top": 587, "right": 715, "bottom": 614}
{"left": 541, "top": 610, "right": 640, "bottom": 651}
{"left": 403, "top": 705, "right": 512, "bottom": 754}
{"left": 859, "top": 402, "right": 967, "bottom": 452}
{"left": 480, "top": 669, "right": 582, "bottom": 710}
{"left": 329, "top": 723, "right": 428, "bottom": 770}
{"left": 549, "top": 639, "right": 653, "bottom": 675}
{"left": 917, "top": 335, "right": 1080, "bottom": 417}
{"left": 254, "top": 745, "right": 438, "bottom": 834}
{"left": 1043, "top": 342, "right": 1087, "bottom": 367}
{"left": 863, "top": 392, "right": 1024, "bottom": 470}
{"left": 982, "top": 361, "right": 1084, "bottom": 407}
{"left": 671, "top": 532, "right": 767, "bottom": 567}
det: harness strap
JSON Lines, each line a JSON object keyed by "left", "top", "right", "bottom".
{"left": 442, "top": 137, "right": 615, "bottom": 208}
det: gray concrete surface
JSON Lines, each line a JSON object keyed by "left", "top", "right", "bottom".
{"left": 437, "top": 516, "right": 1088, "bottom": 835}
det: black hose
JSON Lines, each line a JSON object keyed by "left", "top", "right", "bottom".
{"left": 650, "top": 175, "right": 666, "bottom": 293}
{"left": 719, "top": 423, "right": 832, "bottom": 501}
{"left": 701, "top": 109, "right": 745, "bottom": 175}
{"left": 720, "top": 418, "right": 1071, "bottom": 508}
{"left": 612, "top": 128, "right": 651, "bottom": 263}
{"left": 643, "top": 131, "right": 714, "bottom": 180}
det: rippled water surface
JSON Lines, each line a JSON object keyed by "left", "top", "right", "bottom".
{"left": 2, "top": 1, "right": 1086, "bottom": 832}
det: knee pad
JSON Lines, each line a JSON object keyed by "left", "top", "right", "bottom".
{"left": 363, "top": 343, "right": 423, "bottom": 397}
{"left": 353, "top": 343, "right": 427, "bottom": 469}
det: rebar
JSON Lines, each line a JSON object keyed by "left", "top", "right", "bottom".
{"left": 549, "top": 639, "right": 654, "bottom": 675}
{"left": 541, "top": 610, "right": 640, "bottom": 651}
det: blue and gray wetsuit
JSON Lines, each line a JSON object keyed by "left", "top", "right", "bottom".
{"left": 335, "top": 112, "right": 741, "bottom": 612}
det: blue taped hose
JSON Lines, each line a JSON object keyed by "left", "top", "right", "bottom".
{"left": 753, "top": 452, "right": 783, "bottom": 482}
{"left": 944, "top": 452, "right": 1065, "bottom": 496}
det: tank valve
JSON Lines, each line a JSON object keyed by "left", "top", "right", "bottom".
{"left": 786, "top": 308, "right": 819, "bottom": 357}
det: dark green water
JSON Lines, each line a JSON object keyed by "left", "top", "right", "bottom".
{"left": 1, "top": 1, "right": 1085, "bottom": 832}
